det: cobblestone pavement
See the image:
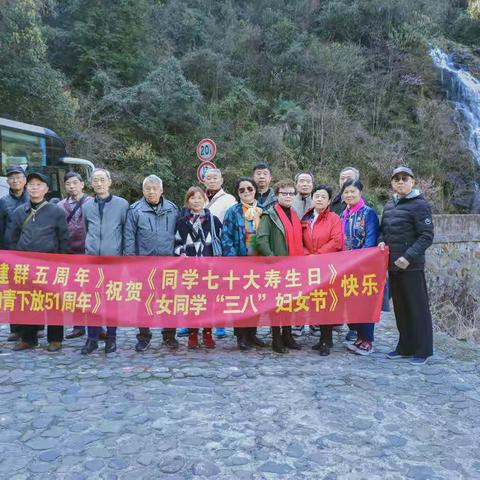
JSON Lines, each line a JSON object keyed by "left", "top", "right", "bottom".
{"left": 0, "top": 313, "right": 479, "bottom": 480}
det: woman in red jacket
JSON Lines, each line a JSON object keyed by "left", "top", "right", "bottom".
{"left": 302, "top": 184, "right": 343, "bottom": 356}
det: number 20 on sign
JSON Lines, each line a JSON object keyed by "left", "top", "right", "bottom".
{"left": 196, "top": 138, "right": 217, "bottom": 162}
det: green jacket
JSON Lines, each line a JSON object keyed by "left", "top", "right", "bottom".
{"left": 255, "top": 206, "right": 289, "bottom": 256}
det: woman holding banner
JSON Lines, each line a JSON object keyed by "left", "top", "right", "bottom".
{"left": 340, "top": 179, "right": 380, "bottom": 355}
{"left": 256, "top": 180, "right": 304, "bottom": 354}
{"left": 301, "top": 184, "right": 343, "bottom": 356}
{"left": 174, "top": 187, "right": 223, "bottom": 349}
{"left": 222, "top": 177, "right": 267, "bottom": 351}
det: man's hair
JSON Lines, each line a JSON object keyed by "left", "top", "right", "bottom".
{"left": 312, "top": 184, "right": 333, "bottom": 199}
{"left": 92, "top": 168, "right": 111, "bottom": 181}
{"left": 253, "top": 163, "right": 272, "bottom": 174}
{"left": 64, "top": 171, "right": 83, "bottom": 183}
{"left": 294, "top": 171, "right": 314, "bottom": 184}
{"left": 340, "top": 166, "right": 360, "bottom": 180}
{"left": 273, "top": 180, "right": 295, "bottom": 196}
{"left": 143, "top": 175, "right": 163, "bottom": 188}
{"left": 341, "top": 179, "right": 364, "bottom": 194}
{"left": 205, "top": 168, "right": 222, "bottom": 177}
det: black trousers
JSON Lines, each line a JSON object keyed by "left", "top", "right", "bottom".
{"left": 389, "top": 270, "right": 433, "bottom": 358}
{"left": 20, "top": 325, "right": 63, "bottom": 345}
{"left": 319, "top": 325, "right": 333, "bottom": 343}
{"left": 234, "top": 327, "right": 257, "bottom": 338}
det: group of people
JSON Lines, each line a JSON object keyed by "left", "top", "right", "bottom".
{"left": 0, "top": 162, "right": 434, "bottom": 364}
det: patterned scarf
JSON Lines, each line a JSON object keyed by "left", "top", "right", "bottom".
{"left": 341, "top": 198, "right": 365, "bottom": 250}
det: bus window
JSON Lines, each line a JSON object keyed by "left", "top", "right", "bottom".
{"left": 0, "top": 129, "right": 46, "bottom": 173}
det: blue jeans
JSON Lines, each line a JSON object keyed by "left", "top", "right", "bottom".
{"left": 88, "top": 326, "right": 116, "bottom": 340}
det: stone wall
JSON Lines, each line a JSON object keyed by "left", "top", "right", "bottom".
{"left": 426, "top": 215, "right": 480, "bottom": 333}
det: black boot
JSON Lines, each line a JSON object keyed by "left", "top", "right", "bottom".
{"left": 246, "top": 328, "right": 266, "bottom": 347}
{"left": 272, "top": 327, "right": 287, "bottom": 353}
{"left": 237, "top": 329, "right": 251, "bottom": 351}
{"left": 81, "top": 339, "right": 98, "bottom": 355}
{"left": 318, "top": 341, "right": 330, "bottom": 356}
{"left": 162, "top": 329, "right": 179, "bottom": 349}
{"left": 282, "top": 327, "right": 301, "bottom": 350}
{"left": 104, "top": 338, "right": 117, "bottom": 354}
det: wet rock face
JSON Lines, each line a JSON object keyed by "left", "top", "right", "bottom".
{"left": 431, "top": 48, "right": 480, "bottom": 213}
{"left": 447, "top": 172, "right": 480, "bottom": 213}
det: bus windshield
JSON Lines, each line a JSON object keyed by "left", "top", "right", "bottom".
{"left": 1, "top": 129, "right": 47, "bottom": 173}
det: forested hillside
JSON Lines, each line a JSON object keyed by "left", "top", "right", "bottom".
{"left": 2, "top": 0, "right": 480, "bottom": 209}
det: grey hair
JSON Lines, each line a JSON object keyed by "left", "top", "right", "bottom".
{"left": 340, "top": 166, "right": 360, "bottom": 180}
{"left": 205, "top": 168, "right": 222, "bottom": 176}
{"left": 143, "top": 175, "right": 163, "bottom": 188}
{"left": 92, "top": 168, "right": 111, "bottom": 181}
{"left": 294, "top": 171, "right": 314, "bottom": 183}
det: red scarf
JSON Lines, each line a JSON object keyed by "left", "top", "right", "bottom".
{"left": 274, "top": 204, "right": 304, "bottom": 256}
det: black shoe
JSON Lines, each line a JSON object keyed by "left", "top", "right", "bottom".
{"left": 237, "top": 336, "right": 252, "bottom": 351}
{"left": 105, "top": 338, "right": 117, "bottom": 354}
{"left": 312, "top": 338, "right": 333, "bottom": 349}
{"left": 7, "top": 332, "right": 20, "bottom": 342}
{"left": 318, "top": 342, "right": 330, "bottom": 356}
{"left": 81, "top": 339, "right": 98, "bottom": 355}
{"left": 283, "top": 335, "right": 301, "bottom": 350}
{"left": 163, "top": 337, "right": 179, "bottom": 349}
{"left": 272, "top": 342, "right": 287, "bottom": 353}
{"left": 246, "top": 335, "right": 266, "bottom": 347}
{"left": 66, "top": 328, "right": 85, "bottom": 339}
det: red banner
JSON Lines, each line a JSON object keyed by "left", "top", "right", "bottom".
{"left": 0, "top": 248, "right": 388, "bottom": 328}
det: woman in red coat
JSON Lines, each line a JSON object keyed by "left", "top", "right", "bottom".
{"left": 302, "top": 184, "right": 343, "bottom": 356}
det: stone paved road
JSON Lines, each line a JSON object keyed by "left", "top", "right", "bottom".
{"left": 1, "top": 313, "right": 479, "bottom": 480}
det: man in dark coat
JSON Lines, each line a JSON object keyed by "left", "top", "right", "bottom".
{"left": 0, "top": 165, "right": 30, "bottom": 341}
{"left": 9, "top": 172, "right": 70, "bottom": 352}
{"left": 330, "top": 166, "right": 360, "bottom": 216}
{"left": 58, "top": 172, "right": 93, "bottom": 340}
{"left": 379, "top": 166, "right": 434, "bottom": 365}
{"left": 253, "top": 163, "right": 277, "bottom": 210}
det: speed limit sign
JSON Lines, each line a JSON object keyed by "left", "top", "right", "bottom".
{"left": 196, "top": 138, "right": 216, "bottom": 162}
{"left": 197, "top": 161, "right": 217, "bottom": 184}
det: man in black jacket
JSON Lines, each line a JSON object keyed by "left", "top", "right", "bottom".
{"left": 0, "top": 165, "right": 30, "bottom": 341}
{"left": 9, "top": 172, "right": 70, "bottom": 352}
{"left": 379, "top": 166, "right": 434, "bottom": 365}
{"left": 330, "top": 166, "right": 360, "bottom": 215}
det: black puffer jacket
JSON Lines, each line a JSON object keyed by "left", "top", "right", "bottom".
{"left": 9, "top": 201, "right": 70, "bottom": 254}
{"left": 379, "top": 190, "right": 434, "bottom": 271}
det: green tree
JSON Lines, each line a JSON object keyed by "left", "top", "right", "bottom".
{"left": 0, "top": 0, "right": 76, "bottom": 132}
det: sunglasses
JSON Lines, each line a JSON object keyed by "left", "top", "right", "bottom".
{"left": 238, "top": 186, "right": 255, "bottom": 193}
{"left": 392, "top": 176, "right": 412, "bottom": 183}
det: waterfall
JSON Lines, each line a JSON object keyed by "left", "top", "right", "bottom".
{"left": 430, "top": 48, "right": 480, "bottom": 212}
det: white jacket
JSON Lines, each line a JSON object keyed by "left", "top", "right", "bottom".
{"left": 205, "top": 188, "right": 237, "bottom": 223}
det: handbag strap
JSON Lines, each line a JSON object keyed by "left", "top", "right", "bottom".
{"left": 66, "top": 196, "right": 86, "bottom": 223}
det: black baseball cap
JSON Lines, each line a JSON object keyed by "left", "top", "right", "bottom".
{"left": 27, "top": 172, "right": 49, "bottom": 185}
{"left": 391, "top": 166, "right": 414, "bottom": 179}
{"left": 6, "top": 165, "right": 26, "bottom": 176}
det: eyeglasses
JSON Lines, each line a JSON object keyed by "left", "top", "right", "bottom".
{"left": 278, "top": 191, "right": 296, "bottom": 196}
{"left": 238, "top": 186, "right": 254, "bottom": 194}
{"left": 392, "top": 176, "right": 411, "bottom": 183}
